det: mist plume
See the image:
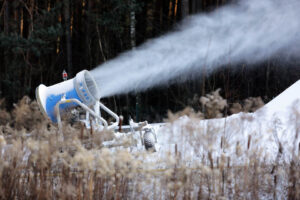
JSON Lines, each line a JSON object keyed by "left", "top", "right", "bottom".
{"left": 92, "top": 0, "right": 300, "bottom": 97}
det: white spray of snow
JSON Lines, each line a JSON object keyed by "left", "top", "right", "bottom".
{"left": 92, "top": 0, "right": 300, "bottom": 97}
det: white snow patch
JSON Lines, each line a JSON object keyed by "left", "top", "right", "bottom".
{"left": 149, "top": 80, "right": 300, "bottom": 164}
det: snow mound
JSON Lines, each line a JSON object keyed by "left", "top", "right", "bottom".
{"left": 152, "top": 80, "right": 300, "bottom": 164}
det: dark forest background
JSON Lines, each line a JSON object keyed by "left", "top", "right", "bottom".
{"left": 0, "top": 0, "right": 300, "bottom": 122}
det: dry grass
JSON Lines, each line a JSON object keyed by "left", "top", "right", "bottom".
{"left": 0, "top": 95, "right": 299, "bottom": 200}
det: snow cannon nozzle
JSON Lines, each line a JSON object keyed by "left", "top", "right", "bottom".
{"left": 35, "top": 70, "right": 100, "bottom": 123}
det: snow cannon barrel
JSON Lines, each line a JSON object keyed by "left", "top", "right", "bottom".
{"left": 35, "top": 70, "right": 100, "bottom": 122}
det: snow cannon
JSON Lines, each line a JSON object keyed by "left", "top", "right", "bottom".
{"left": 36, "top": 70, "right": 119, "bottom": 130}
{"left": 36, "top": 70, "right": 99, "bottom": 122}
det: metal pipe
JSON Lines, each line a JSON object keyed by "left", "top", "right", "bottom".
{"left": 99, "top": 102, "right": 119, "bottom": 130}
{"left": 55, "top": 99, "right": 108, "bottom": 130}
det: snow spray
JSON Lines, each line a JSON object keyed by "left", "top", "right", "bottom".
{"left": 92, "top": 0, "right": 300, "bottom": 97}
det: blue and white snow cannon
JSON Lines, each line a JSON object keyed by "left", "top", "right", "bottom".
{"left": 35, "top": 70, "right": 119, "bottom": 130}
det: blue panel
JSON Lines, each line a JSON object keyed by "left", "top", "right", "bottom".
{"left": 46, "top": 88, "right": 81, "bottom": 122}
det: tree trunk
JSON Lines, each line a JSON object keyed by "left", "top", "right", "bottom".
{"left": 196, "top": 0, "right": 202, "bottom": 12}
{"left": 130, "top": 4, "right": 136, "bottom": 49}
{"left": 4, "top": 0, "right": 10, "bottom": 34}
{"left": 171, "top": 0, "right": 176, "bottom": 24}
{"left": 162, "top": 0, "right": 170, "bottom": 31}
{"left": 130, "top": 0, "right": 141, "bottom": 121}
{"left": 25, "top": 0, "right": 34, "bottom": 97}
{"left": 181, "top": 0, "right": 189, "bottom": 18}
{"left": 191, "top": 0, "right": 196, "bottom": 14}
{"left": 85, "top": 0, "right": 92, "bottom": 68}
{"left": 1, "top": 0, "right": 10, "bottom": 97}
{"left": 266, "top": 60, "right": 270, "bottom": 98}
{"left": 153, "top": 0, "right": 162, "bottom": 35}
{"left": 64, "top": 0, "right": 72, "bottom": 76}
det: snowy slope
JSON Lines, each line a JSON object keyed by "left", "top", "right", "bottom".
{"left": 259, "top": 80, "right": 300, "bottom": 119}
{"left": 149, "top": 80, "right": 300, "bottom": 164}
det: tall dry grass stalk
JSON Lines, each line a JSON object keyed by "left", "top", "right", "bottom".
{"left": 0, "top": 95, "right": 299, "bottom": 199}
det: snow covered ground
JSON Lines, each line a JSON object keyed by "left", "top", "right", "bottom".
{"left": 98, "top": 80, "right": 300, "bottom": 168}
{"left": 146, "top": 80, "right": 300, "bottom": 164}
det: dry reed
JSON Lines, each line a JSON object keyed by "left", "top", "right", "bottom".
{"left": 0, "top": 95, "right": 299, "bottom": 200}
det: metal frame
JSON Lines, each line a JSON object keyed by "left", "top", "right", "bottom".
{"left": 55, "top": 98, "right": 119, "bottom": 132}
{"left": 54, "top": 97, "right": 160, "bottom": 151}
